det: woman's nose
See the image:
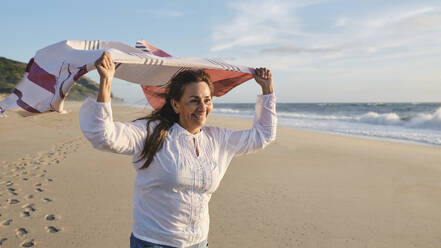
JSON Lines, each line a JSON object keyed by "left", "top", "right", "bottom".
{"left": 197, "top": 102, "right": 206, "bottom": 112}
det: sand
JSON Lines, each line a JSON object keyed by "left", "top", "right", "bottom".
{"left": 1, "top": 101, "right": 441, "bottom": 248}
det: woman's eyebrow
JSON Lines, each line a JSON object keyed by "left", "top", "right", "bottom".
{"left": 189, "top": 95, "right": 211, "bottom": 99}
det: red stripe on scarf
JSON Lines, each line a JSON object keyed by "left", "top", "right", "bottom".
{"left": 26, "top": 59, "right": 57, "bottom": 94}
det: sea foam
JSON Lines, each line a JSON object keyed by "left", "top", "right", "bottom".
{"left": 213, "top": 103, "right": 441, "bottom": 146}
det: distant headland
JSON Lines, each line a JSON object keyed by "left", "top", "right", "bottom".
{"left": 0, "top": 56, "right": 123, "bottom": 102}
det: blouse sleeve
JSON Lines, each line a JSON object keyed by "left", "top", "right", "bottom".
{"left": 79, "top": 97, "right": 147, "bottom": 155}
{"left": 223, "top": 93, "right": 277, "bottom": 156}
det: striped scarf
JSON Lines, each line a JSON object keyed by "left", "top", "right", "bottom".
{"left": 0, "top": 40, "right": 254, "bottom": 116}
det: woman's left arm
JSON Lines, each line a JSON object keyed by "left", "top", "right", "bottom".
{"left": 222, "top": 68, "right": 277, "bottom": 156}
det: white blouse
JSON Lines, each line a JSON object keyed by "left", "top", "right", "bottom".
{"left": 79, "top": 94, "right": 277, "bottom": 247}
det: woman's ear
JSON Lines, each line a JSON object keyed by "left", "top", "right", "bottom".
{"left": 170, "top": 99, "right": 180, "bottom": 114}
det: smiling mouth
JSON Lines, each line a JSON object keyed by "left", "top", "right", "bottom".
{"left": 192, "top": 113, "right": 205, "bottom": 121}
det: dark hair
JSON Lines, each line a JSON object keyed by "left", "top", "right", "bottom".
{"left": 135, "top": 70, "right": 213, "bottom": 169}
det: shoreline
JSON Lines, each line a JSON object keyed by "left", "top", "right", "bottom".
{"left": 89, "top": 100, "right": 441, "bottom": 149}
{"left": 91, "top": 99, "right": 441, "bottom": 149}
{"left": 1, "top": 95, "right": 439, "bottom": 148}
{"left": 210, "top": 112, "right": 441, "bottom": 149}
{"left": 285, "top": 125, "right": 441, "bottom": 148}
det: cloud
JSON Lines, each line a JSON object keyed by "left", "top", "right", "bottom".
{"left": 210, "top": 0, "right": 317, "bottom": 51}
{"left": 261, "top": 45, "right": 341, "bottom": 55}
{"left": 209, "top": 1, "right": 441, "bottom": 102}
{"left": 333, "top": 17, "right": 349, "bottom": 28}
{"left": 211, "top": 1, "right": 441, "bottom": 77}
{"left": 412, "top": 12, "right": 441, "bottom": 28}
{"left": 364, "top": 7, "right": 435, "bottom": 30}
{"left": 136, "top": 9, "right": 182, "bottom": 18}
{"left": 347, "top": 8, "right": 441, "bottom": 56}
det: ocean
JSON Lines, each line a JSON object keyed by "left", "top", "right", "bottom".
{"left": 212, "top": 102, "right": 441, "bottom": 147}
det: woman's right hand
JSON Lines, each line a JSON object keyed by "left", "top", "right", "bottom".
{"left": 96, "top": 52, "right": 115, "bottom": 102}
{"left": 95, "top": 52, "right": 115, "bottom": 80}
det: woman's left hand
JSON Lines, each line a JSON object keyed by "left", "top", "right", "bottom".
{"left": 254, "top": 67, "right": 274, "bottom": 95}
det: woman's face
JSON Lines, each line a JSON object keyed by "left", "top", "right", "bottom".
{"left": 172, "top": 81, "right": 213, "bottom": 134}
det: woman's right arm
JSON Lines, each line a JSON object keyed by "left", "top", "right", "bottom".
{"left": 79, "top": 52, "right": 146, "bottom": 155}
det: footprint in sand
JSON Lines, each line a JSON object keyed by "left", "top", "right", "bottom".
{"left": 21, "top": 211, "right": 31, "bottom": 218}
{"left": 16, "top": 227, "right": 28, "bottom": 238}
{"left": 8, "top": 199, "right": 20, "bottom": 204}
{"left": 0, "top": 238, "right": 7, "bottom": 245}
{"left": 21, "top": 239, "right": 35, "bottom": 247}
{"left": 45, "top": 214, "right": 57, "bottom": 221}
{"left": 35, "top": 188, "right": 44, "bottom": 192}
{"left": 22, "top": 204, "right": 36, "bottom": 212}
{"left": 7, "top": 187, "right": 18, "bottom": 196}
{"left": 7, "top": 187, "right": 16, "bottom": 192}
{"left": 45, "top": 226, "right": 60, "bottom": 233}
{"left": 1, "top": 219, "right": 12, "bottom": 226}
{"left": 0, "top": 137, "right": 84, "bottom": 245}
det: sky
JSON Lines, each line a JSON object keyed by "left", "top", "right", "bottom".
{"left": 1, "top": 0, "right": 441, "bottom": 104}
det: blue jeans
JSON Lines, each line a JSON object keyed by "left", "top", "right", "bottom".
{"left": 130, "top": 233, "right": 208, "bottom": 248}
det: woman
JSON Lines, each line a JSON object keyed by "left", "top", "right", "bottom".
{"left": 79, "top": 52, "right": 277, "bottom": 248}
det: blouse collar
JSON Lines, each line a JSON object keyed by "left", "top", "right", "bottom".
{"left": 170, "top": 122, "right": 203, "bottom": 138}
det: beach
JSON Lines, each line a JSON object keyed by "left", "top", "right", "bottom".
{"left": 1, "top": 101, "right": 441, "bottom": 248}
